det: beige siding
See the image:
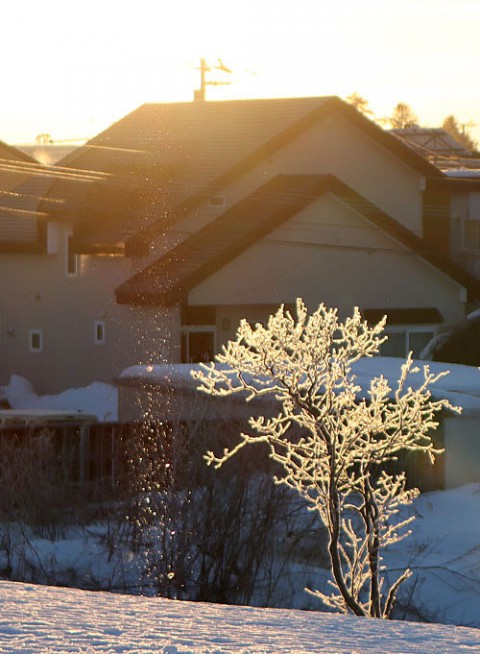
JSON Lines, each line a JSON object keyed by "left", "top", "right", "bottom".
{"left": 0, "top": 224, "right": 178, "bottom": 393}
{"left": 188, "top": 195, "right": 464, "bottom": 340}
{"left": 443, "top": 415, "right": 480, "bottom": 488}
{"left": 450, "top": 190, "right": 480, "bottom": 279}
{"left": 168, "top": 113, "right": 425, "bottom": 248}
{"left": 267, "top": 114, "right": 425, "bottom": 235}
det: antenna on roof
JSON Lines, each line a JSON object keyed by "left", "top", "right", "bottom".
{"left": 194, "top": 57, "right": 232, "bottom": 102}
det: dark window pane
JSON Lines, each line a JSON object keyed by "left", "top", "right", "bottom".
{"left": 187, "top": 331, "right": 215, "bottom": 363}
{"left": 67, "top": 235, "right": 77, "bottom": 275}
{"left": 380, "top": 331, "right": 406, "bottom": 357}
{"left": 409, "top": 331, "right": 434, "bottom": 358}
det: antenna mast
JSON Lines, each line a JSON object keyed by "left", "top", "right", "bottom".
{"left": 194, "top": 57, "right": 232, "bottom": 101}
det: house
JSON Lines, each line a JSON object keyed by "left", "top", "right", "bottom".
{"left": 389, "top": 127, "right": 480, "bottom": 291}
{"left": 390, "top": 126, "right": 474, "bottom": 167}
{"left": 0, "top": 96, "right": 479, "bottom": 394}
{"left": 438, "top": 172, "right": 480, "bottom": 279}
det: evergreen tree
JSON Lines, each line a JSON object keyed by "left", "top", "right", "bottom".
{"left": 442, "top": 115, "right": 476, "bottom": 152}
{"left": 389, "top": 102, "right": 418, "bottom": 129}
{"left": 347, "top": 92, "right": 375, "bottom": 118}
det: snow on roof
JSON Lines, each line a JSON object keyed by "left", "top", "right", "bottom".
{"left": 0, "top": 374, "right": 118, "bottom": 422}
{"left": 117, "top": 362, "right": 205, "bottom": 389}
{"left": 0, "top": 408, "right": 98, "bottom": 426}
{"left": 118, "top": 357, "right": 480, "bottom": 415}
{"left": 443, "top": 168, "right": 480, "bottom": 178}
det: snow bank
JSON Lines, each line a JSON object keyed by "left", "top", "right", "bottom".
{"left": 0, "top": 374, "right": 118, "bottom": 421}
{"left": 1, "top": 579, "right": 480, "bottom": 653}
{"left": 386, "top": 483, "right": 480, "bottom": 626}
{"left": 352, "top": 356, "right": 480, "bottom": 412}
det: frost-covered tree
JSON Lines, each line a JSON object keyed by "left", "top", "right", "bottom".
{"left": 192, "top": 300, "right": 459, "bottom": 618}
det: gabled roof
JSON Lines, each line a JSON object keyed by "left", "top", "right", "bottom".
{"left": 40, "top": 96, "right": 443, "bottom": 254}
{"left": 115, "top": 174, "right": 480, "bottom": 306}
{"left": 0, "top": 140, "right": 37, "bottom": 165}
{"left": 124, "top": 96, "right": 443, "bottom": 254}
{"left": 0, "top": 143, "right": 70, "bottom": 253}
{"left": 0, "top": 158, "right": 112, "bottom": 253}
{"left": 390, "top": 127, "right": 480, "bottom": 174}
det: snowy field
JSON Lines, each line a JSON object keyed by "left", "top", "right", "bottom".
{"left": 1, "top": 580, "right": 480, "bottom": 654}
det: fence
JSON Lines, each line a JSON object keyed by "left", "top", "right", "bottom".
{"left": 0, "top": 417, "right": 446, "bottom": 499}
{"left": 0, "top": 420, "right": 173, "bottom": 501}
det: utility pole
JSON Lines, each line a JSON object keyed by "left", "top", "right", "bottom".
{"left": 194, "top": 57, "right": 232, "bottom": 101}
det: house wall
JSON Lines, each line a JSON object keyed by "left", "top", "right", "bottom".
{"left": 187, "top": 194, "right": 465, "bottom": 345}
{"left": 0, "top": 223, "right": 179, "bottom": 394}
{"left": 450, "top": 189, "right": 480, "bottom": 279}
{"left": 268, "top": 114, "right": 425, "bottom": 235}
{"left": 443, "top": 414, "right": 480, "bottom": 488}
{"left": 167, "top": 113, "right": 426, "bottom": 248}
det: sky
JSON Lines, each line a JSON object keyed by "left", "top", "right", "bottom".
{"left": 1, "top": 0, "right": 479, "bottom": 145}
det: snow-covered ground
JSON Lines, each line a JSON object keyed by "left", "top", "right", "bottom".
{"left": 1, "top": 580, "right": 480, "bottom": 654}
{"left": 2, "top": 484, "right": 480, "bottom": 628}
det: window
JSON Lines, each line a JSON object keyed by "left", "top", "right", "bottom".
{"left": 29, "top": 329, "right": 43, "bottom": 353}
{"left": 209, "top": 195, "right": 225, "bottom": 207}
{"left": 463, "top": 219, "right": 480, "bottom": 251}
{"left": 181, "top": 328, "right": 215, "bottom": 363}
{"left": 66, "top": 234, "right": 78, "bottom": 276}
{"left": 47, "top": 222, "right": 59, "bottom": 254}
{"left": 380, "top": 328, "right": 435, "bottom": 359}
{"left": 94, "top": 320, "right": 106, "bottom": 345}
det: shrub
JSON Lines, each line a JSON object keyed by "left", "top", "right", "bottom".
{"left": 193, "top": 300, "right": 459, "bottom": 617}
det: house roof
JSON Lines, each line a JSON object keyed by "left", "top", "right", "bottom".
{"left": 390, "top": 127, "right": 480, "bottom": 173}
{"left": 0, "top": 140, "right": 37, "bottom": 165}
{"left": 0, "top": 158, "right": 112, "bottom": 253}
{"left": 115, "top": 174, "right": 480, "bottom": 306}
{"left": 40, "top": 96, "right": 443, "bottom": 254}
{"left": 390, "top": 127, "right": 471, "bottom": 157}
{"left": 0, "top": 143, "right": 82, "bottom": 252}
{"left": 16, "top": 142, "right": 81, "bottom": 165}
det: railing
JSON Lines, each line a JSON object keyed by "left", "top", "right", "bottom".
{"left": 0, "top": 419, "right": 445, "bottom": 498}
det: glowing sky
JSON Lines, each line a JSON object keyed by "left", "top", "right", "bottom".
{"left": 2, "top": 0, "right": 478, "bottom": 145}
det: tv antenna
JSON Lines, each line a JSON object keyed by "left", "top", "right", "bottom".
{"left": 194, "top": 57, "right": 232, "bottom": 101}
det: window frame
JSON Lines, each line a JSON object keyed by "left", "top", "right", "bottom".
{"left": 380, "top": 325, "right": 436, "bottom": 359}
{"left": 65, "top": 233, "right": 78, "bottom": 276}
{"left": 181, "top": 325, "right": 216, "bottom": 363}
{"left": 29, "top": 329, "right": 44, "bottom": 353}
{"left": 94, "top": 320, "right": 106, "bottom": 345}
